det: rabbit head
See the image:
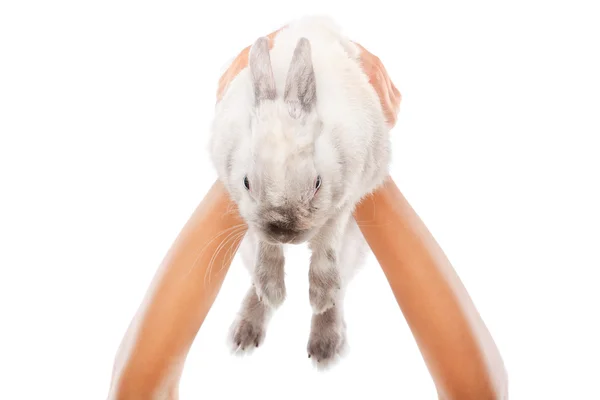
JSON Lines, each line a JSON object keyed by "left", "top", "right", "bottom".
{"left": 211, "top": 36, "right": 348, "bottom": 245}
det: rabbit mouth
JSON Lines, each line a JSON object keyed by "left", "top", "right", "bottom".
{"left": 260, "top": 227, "right": 312, "bottom": 245}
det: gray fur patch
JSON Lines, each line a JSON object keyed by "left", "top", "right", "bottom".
{"left": 284, "top": 38, "right": 317, "bottom": 116}
{"left": 308, "top": 260, "right": 340, "bottom": 314}
{"left": 269, "top": 205, "right": 298, "bottom": 227}
{"left": 254, "top": 241, "right": 286, "bottom": 308}
{"left": 325, "top": 248, "right": 337, "bottom": 264}
{"left": 249, "top": 37, "right": 277, "bottom": 103}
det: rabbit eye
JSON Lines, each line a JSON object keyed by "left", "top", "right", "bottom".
{"left": 315, "top": 176, "right": 322, "bottom": 191}
{"left": 243, "top": 176, "right": 250, "bottom": 190}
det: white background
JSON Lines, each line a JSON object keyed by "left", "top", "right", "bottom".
{"left": 1, "top": 1, "right": 599, "bottom": 399}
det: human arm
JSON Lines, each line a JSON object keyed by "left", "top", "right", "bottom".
{"left": 355, "top": 32, "right": 507, "bottom": 400}
{"left": 354, "top": 177, "right": 508, "bottom": 400}
{"left": 107, "top": 181, "right": 247, "bottom": 399}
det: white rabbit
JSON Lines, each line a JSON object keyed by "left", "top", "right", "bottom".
{"left": 209, "top": 16, "right": 391, "bottom": 366}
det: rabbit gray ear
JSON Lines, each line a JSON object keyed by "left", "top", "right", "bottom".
{"left": 249, "top": 37, "right": 277, "bottom": 103}
{"left": 284, "top": 38, "right": 316, "bottom": 117}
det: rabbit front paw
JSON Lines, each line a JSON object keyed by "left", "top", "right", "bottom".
{"left": 307, "top": 306, "right": 346, "bottom": 367}
{"left": 231, "top": 316, "right": 265, "bottom": 352}
{"left": 229, "top": 287, "right": 269, "bottom": 354}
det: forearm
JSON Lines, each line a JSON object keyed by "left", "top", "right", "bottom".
{"left": 354, "top": 177, "right": 508, "bottom": 400}
{"left": 108, "top": 180, "right": 247, "bottom": 399}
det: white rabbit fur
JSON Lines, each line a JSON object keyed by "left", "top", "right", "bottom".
{"left": 209, "top": 15, "right": 391, "bottom": 366}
